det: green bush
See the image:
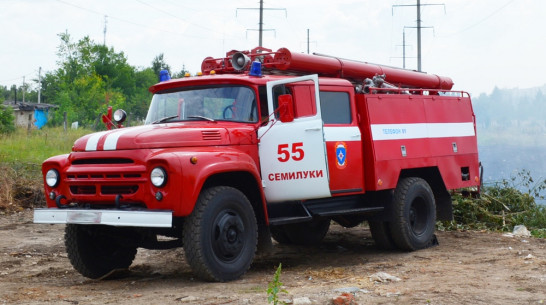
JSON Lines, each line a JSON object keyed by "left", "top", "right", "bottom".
{"left": 0, "top": 106, "right": 15, "bottom": 134}
{"left": 439, "top": 170, "right": 546, "bottom": 238}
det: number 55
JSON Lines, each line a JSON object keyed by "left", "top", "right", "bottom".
{"left": 277, "top": 142, "right": 304, "bottom": 162}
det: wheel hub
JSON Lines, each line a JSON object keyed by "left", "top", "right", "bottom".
{"left": 409, "top": 198, "right": 427, "bottom": 235}
{"left": 213, "top": 212, "right": 245, "bottom": 261}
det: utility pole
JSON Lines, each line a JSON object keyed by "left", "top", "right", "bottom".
{"left": 22, "top": 76, "right": 25, "bottom": 103}
{"left": 417, "top": 0, "right": 422, "bottom": 71}
{"left": 38, "top": 67, "right": 42, "bottom": 104}
{"left": 307, "top": 29, "right": 310, "bottom": 54}
{"left": 402, "top": 29, "right": 407, "bottom": 68}
{"left": 393, "top": 1, "right": 445, "bottom": 71}
{"left": 259, "top": 0, "right": 263, "bottom": 47}
{"left": 237, "top": 0, "right": 286, "bottom": 47}
{"left": 391, "top": 28, "right": 414, "bottom": 69}
{"left": 103, "top": 15, "right": 108, "bottom": 46}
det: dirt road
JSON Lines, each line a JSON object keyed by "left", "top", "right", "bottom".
{"left": 0, "top": 210, "right": 544, "bottom": 304}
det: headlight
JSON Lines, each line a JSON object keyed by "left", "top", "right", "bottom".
{"left": 45, "top": 169, "right": 60, "bottom": 187}
{"left": 150, "top": 167, "right": 167, "bottom": 187}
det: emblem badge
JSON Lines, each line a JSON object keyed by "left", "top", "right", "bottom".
{"left": 335, "top": 142, "right": 347, "bottom": 169}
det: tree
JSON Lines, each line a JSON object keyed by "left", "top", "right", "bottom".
{"left": 0, "top": 106, "right": 15, "bottom": 134}
{"left": 152, "top": 53, "right": 171, "bottom": 80}
{"left": 48, "top": 33, "right": 142, "bottom": 127}
{"left": 32, "top": 32, "right": 173, "bottom": 128}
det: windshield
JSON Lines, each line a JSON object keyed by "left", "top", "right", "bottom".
{"left": 145, "top": 86, "right": 258, "bottom": 124}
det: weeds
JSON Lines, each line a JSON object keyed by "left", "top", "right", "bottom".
{"left": 0, "top": 126, "right": 89, "bottom": 212}
{"left": 0, "top": 126, "right": 89, "bottom": 164}
{"left": 439, "top": 170, "right": 546, "bottom": 238}
{"left": 267, "top": 263, "right": 288, "bottom": 305}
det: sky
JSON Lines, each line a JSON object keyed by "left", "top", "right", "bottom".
{"left": 1, "top": 0, "right": 544, "bottom": 97}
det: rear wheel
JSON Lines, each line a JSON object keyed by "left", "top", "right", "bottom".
{"left": 183, "top": 186, "right": 257, "bottom": 282}
{"left": 65, "top": 224, "right": 137, "bottom": 279}
{"left": 369, "top": 221, "right": 397, "bottom": 250}
{"left": 389, "top": 177, "right": 436, "bottom": 251}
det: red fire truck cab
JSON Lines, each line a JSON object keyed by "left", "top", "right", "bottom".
{"left": 34, "top": 47, "right": 480, "bottom": 282}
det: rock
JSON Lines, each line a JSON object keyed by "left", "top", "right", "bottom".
{"left": 513, "top": 225, "right": 531, "bottom": 237}
{"left": 369, "top": 272, "right": 401, "bottom": 283}
{"left": 380, "top": 291, "right": 402, "bottom": 297}
{"left": 333, "top": 287, "right": 370, "bottom": 294}
{"left": 332, "top": 293, "right": 355, "bottom": 305}
{"left": 524, "top": 254, "right": 535, "bottom": 260}
{"left": 293, "top": 296, "right": 312, "bottom": 304}
{"left": 176, "top": 296, "right": 198, "bottom": 302}
{"left": 333, "top": 287, "right": 359, "bottom": 294}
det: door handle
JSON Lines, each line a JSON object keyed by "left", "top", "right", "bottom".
{"left": 305, "top": 127, "right": 321, "bottom": 131}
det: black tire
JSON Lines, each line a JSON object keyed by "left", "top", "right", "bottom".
{"left": 389, "top": 177, "right": 437, "bottom": 251}
{"left": 65, "top": 224, "right": 137, "bottom": 279}
{"left": 183, "top": 186, "right": 257, "bottom": 282}
{"left": 281, "top": 219, "right": 330, "bottom": 246}
{"left": 369, "top": 221, "right": 397, "bottom": 250}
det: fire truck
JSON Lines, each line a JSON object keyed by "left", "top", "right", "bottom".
{"left": 34, "top": 47, "right": 480, "bottom": 282}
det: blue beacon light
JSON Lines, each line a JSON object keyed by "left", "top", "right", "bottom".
{"left": 249, "top": 61, "right": 262, "bottom": 77}
{"left": 159, "top": 69, "right": 171, "bottom": 82}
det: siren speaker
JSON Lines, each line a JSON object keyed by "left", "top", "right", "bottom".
{"left": 231, "top": 53, "right": 251, "bottom": 71}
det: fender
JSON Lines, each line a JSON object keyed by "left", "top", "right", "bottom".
{"left": 171, "top": 146, "right": 266, "bottom": 217}
{"left": 42, "top": 154, "right": 70, "bottom": 208}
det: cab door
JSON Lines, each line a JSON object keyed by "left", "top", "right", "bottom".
{"left": 257, "top": 75, "right": 330, "bottom": 202}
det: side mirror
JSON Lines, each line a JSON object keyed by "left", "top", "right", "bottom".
{"left": 113, "top": 109, "right": 127, "bottom": 124}
{"left": 278, "top": 94, "right": 294, "bottom": 123}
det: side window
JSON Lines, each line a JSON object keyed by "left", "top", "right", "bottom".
{"left": 268, "top": 84, "right": 294, "bottom": 119}
{"left": 320, "top": 91, "right": 351, "bottom": 124}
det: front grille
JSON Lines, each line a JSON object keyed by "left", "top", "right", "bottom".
{"left": 66, "top": 157, "right": 144, "bottom": 197}
{"left": 101, "top": 185, "right": 139, "bottom": 195}
{"left": 70, "top": 185, "right": 97, "bottom": 195}
{"left": 67, "top": 174, "right": 142, "bottom": 179}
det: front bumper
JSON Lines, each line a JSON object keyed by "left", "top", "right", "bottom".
{"left": 33, "top": 208, "right": 172, "bottom": 228}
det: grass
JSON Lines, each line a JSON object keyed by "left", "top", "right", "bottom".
{"left": 438, "top": 170, "right": 546, "bottom": 238}
{"left": 0, "top": 126, "right": 90, "bottom": 164}
{"left": 0, "top": 127, "right": 92, "bottom": 211}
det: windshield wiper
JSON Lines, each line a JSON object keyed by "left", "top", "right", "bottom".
{"left": 187, "top": 115, "right": 215, "bottom": 122}
{"left": 152, "top": 115, "right": 179, "bottom": 124}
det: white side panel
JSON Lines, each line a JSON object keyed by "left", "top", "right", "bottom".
{"left": 323, "top": 126, "right": 361, "bottom": 141}
{"left": 371, "top": 122, "right": 475, "bottom": 141}
{"left": 258, "top": 75, "right": 330, "bottom": 202}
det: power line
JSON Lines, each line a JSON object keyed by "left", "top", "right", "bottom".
{"left": 55, "top": 0, "right": 240, "bottom": 41}
{"left": 236, "top": 0, "right": 286, "bottom": 47}
{"left": 442, "top": 0, "right": 516, "bottom": 37}
{"left": 135, "top": 0, "right": 239, "bottom": 39}
{"left": 393, "top": 0, "right": 445, "bottom": 72}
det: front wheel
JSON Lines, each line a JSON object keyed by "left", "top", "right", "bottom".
{"left": 65, "top": 224, "right": 137, "bottom": 279}
{"left": 389, "top": 177, "right": 437, "bottom": 251}
{"left": 183, "top": 186, "right": 257, "bottom": 282}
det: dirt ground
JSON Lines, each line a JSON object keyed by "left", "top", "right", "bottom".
{"left": 0, "top": 209, "right": 544, "bottom": 305}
